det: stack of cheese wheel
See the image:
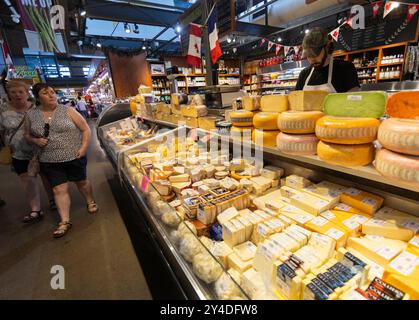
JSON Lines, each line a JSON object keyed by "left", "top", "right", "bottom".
{"left": 251, "top": 95, "right": 289, "bottom": 148}
{"left": 316, "top": 91, "right": 386, "bottom": 167}
{"left": 230, "top": 110, "right": 254, "bottom": 142}
{"left": 375, "top": 91, "right": 419, "bottom": 187}
{"left": 275, "top": 90, "right": 328, "bottom": 155}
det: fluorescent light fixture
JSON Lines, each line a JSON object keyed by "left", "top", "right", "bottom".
{"left": 142, "top": 45, "right": 147, "bottom": 50}
{"left": 176, "top": 25, "right": 181, "bottom": 33}
{"left": 96, "top": 43, "right": 102, "bottom": 48}
{"left": 277, "top": 37, "right": 282, "bottom": 42}
{"left": 227, "top": 37, "right": 232, "bottom": 43}
{"left": 80, "top": 10, "right": 87, "bottom": 16}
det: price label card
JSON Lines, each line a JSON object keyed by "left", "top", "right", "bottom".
{"left": 353, "top": 214, "right": 369, "bottom": 224}
{"left": 409, "top": 236, "right": 419, "bottom": 247}
{"left": 345, "top": 188, "right": 361, "bottom": 196}
{"left": 311, "top": 216, "right": 328, "bottom": 227}
{"left": 335, "top": 203, "right": 351, "bottom": 212}
{"left": 402, "top": 221, "right": 419, "bottom": 233}
{"left": 295, "top": 214, "right": 312, "bottom": 224}
{"left": 321, "top": 210, "right": 336, "bottom": 220}
{"left": 388, "top": 251, "right": 419, "bottom": 276}
{"left": 326, "top": 228, "right": 345, "bottom": 240}
{"left": 140, "top": 175, "right": 150, "bottom": 193}
{"left": 368, "top": 218, "right": 386, "bottom": 226}
{"left": 362, "top": 197, "right": 377, "bottom": 206}
{"left": 347, "top": 95, "right": 363, "bottom": 101}
{"left": 343, "top": 218, "right": 361, "bottom": 230}
{"left": 375, "top": 247, "right": 399, "bottom": 260}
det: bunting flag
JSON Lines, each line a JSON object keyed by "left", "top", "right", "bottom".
{"left": 372, "top": 1, "right": 382, "bottom": 18}
{"left": 383, "top": 1, "right": 399, "bottom": 18}
{"left": 284, "top": 46, "right": 291, "bottom": 56}
{"left": 268, "top": 41, "right": 274, "bottom": 51}
{"left": 330, "top": 27, "right": 340, "bottom": 42}
{"left": 260, "top": 38, "right": 267, "bottom": 46}
{"left": 293, "top": 46, "right": 301, "bottom": 55}
{"left": 407, "top": 4, "right": 419, "bottom": 22}
{"left": 0, "top": 39, "right": 13, "bottom": 66}
{"left": 346, "top": 15, "right": 354, "bottom": 29}
{"left": 276, "top": 44, "right": 282, "bottom": 55}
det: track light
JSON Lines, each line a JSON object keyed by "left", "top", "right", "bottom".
{"left": 80, "top": 10, "right": 86, "bottom": 16}
{"left": 277, "top": 37, "right": 282, "bottom": 42}
{"left": 227, "top": 37, "right": 232, "bottom": 43}
{"left": 175, "top": 25, "right": 181, "bottom": 33}
{"left": 142, "top": 45, "right": 146, "bottom": 50}
{"left": 96, "top": 42, "right": 101, "bottom": 48}
{"left": 305, "top": 29, "right": 310, "bottom": 34}
{"left": 133, "top": 24, "right": 139, "bottom": 34}
{"left": 124, "top": 23, "right": 131, "bottom": 33}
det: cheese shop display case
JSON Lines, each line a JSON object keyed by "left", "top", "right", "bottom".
{"left": 98, "top": 88, "right": 419, "bottom": 300}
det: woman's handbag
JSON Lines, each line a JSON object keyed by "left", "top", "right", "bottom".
{"left": 0, "top": 115, "right": 27, "bottom": 165}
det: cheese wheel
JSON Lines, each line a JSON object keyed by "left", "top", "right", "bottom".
{"left": 288, "top": 90, "right": 328, "bottom": 111}
{"left": 252, "top": 129, "right": 279, "bottom": 147}
{"left": 378, "top": 118, "right": 419, "bottom": 156}
{"left": 253, "top": 112, "right": 279, "bottom": 130}
{"left": 375, "top": 149, "right": 419, "bottom": 188}
{"left": 277, "top": 111, "right": 324, "bottom": 134}
{"left": 231, "top": 126, "right": 253, "bottom": 141}
{"left": 230, "top": 111, "right": 254, "bottom": 127}
{"left": 260, "top": 95, "right": 289, "bottom": 112}
{"left": 386, "top": 91, "right": 419, "bottom": 120}
{"left": 242, "top": 96, "right": 261, "bottom": 111}
{"left": 276, "top": 132, "right": 318, "bottom": 155}
{"left": 323, "top": 91, "right": 386, "bottom": 118}
{"left": 317, "top": 141, "right": 374, "bottom": 167}
{"left": 315, "top": 116, "right": 380, "bottom": 144}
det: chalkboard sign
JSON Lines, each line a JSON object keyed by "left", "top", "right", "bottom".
{"left": 335, "top": 9, "right": 418, "bottom": 51}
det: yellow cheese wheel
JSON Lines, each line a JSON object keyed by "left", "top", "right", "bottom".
{"left": 315, "top": 116, "right": 380, "bottom": 144}
{"left": 277, "top": 111, "right": 324, "bottom": 134}
{"left": 242, "top": 96, "right": 261, "bottom": 111}
{"left": 260, "top": 95, "right": 289, "bottom": 112}
{"left": 253, "top": 112, "right": 279, "bottom": 130}
{"left": 288, "top": 90, "right": 328, "bottom": 111}
{"left": 317, "top": 141, "right": 375, "bottom": 167}
{"left": 230, "top": 111, "right": 254, "bottom": 127}
{"left": 252, "top": 129, "right": 279, "bottom": 147}
{"left": 231, "top": 126, "right": 253, "bottom": 142}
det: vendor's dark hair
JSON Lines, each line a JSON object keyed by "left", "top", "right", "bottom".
{"left": 31, "top": 83, "right": 52, "bottom": 105}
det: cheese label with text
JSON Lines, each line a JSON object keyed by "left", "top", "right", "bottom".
{"left": 388, "top": 251, "right": 419, "bottom": 276}
{"left": 375, "top": 246, "right": 399, "bottom": 260}
{"left": 326, "top": 228, "right": 345, "bottom": 240}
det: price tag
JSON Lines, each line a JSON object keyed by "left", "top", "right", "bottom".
{"left": 409, "top": 236, "right": 419, "bottom": 247}
{"left": 402, "top": 221, "right": 419, "bottom": 233}
{"left": 345, "top": 188, "right": 361, "bottom": 196}
{"left": 321, "top": 210, "right": 336, "bottom": 220}
{"left": 343, "top": 218, "right": 361, "bottom": 230}
{"left": 388, "top": 251, "right": 419, "bottom": 276}
{"left": 362, "top": 197, "right": 377, "bottom": 206}
{"left": 365, "top": 235, "right": 385, "bottom": 241}
{"left": 347, "top": 95, "right": 363, "bottom": 101}
{"left": 295, "top": 214, "right": 312, "bottom": 224}
{"left": 335, "top": 203, "right": 351, "bottom": 212}
{"left": 311, "top": 216, "right": 328, "bottom": 227}
{"left": 140, "top": 175, "right": 150, "bottom": 193}
{"left": 353, "top": 214, "right": 369, "bottom": 224}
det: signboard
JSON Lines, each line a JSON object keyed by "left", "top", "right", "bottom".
{"left": 13, "top": 66, "right": 38, "bottom": 79}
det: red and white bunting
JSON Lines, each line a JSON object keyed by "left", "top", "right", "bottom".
{"left": 284, "top": 46, "right": 291, "bottom": 56}
{"left": 346, "top": 16, "right": 354, "bottom": 29}
{"left": 383, "top": 1, "right": 399, "bottom": 18}
{"left": 407, "top": 4, "right": 419, "bottom": 22}
{"left": 330, "top": 27, "right": 340, "bottom": 42}
{"left": 293, "top": 46, "right": 301, "bottom": 55}
{"left": 276, "top": 44, "right": 282, "bottom": 55}
{"left": 268, "top": 41, "right": 274, "bottom": 51}
{"left": 260, "top": 38, "right": 267, "bottom": 46}
{"left": 372, "top": 1, "right": 382, "bottom": 18}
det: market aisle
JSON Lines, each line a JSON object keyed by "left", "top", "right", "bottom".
{"left": 0, "top": 120, "right": 152, "bottom": 300}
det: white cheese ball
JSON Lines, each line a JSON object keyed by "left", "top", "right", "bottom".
{"left": 161, "top": 209, "right": 182, "bottom": 228}
{"left": 199, "top": 236, "right": 215, "bottom": 252}
{"left": 179, "top": 234, "right": 203, "bottom": 263}
{"left": 177, "top": 221, "right": 197, "bottom": 240}
{"left": 192, "top": 253, "right": 223, "bottom": 284}
{"left": 214, "top": 269, "right": 244, "bottom": 300}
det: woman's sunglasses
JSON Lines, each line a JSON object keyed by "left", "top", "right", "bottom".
{"left": 44, "top": 123, "right": 50, "bottom": 138}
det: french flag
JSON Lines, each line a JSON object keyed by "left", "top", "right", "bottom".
{"left": 208, "top": 9, "right": 222, "bottom": 64}
{"left": 187, "top": 23, "right": 202, "bottom": 67}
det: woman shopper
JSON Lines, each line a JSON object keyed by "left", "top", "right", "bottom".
{"left": 25, "top": 83, "right": 98, "bottom": 238}
{"left": 0, "top": 80, "right": 55, "bottom": 222}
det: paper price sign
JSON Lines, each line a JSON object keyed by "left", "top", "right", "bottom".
{"left": 140, "top": 175, "right": 150, "bottom": 193}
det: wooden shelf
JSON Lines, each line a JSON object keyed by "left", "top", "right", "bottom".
{"left": 261, "top": 85, "right": 296, "bottom": 90}
{"left": 379, "top": 62, "right": 403, "bottom": 67}
{"left": 358, "top": 76, "right": 376, "bottom": 79}
{"left": 355, "top": 66, "right": 377, "bottom": 69}
{"left": 154, "top": 94, "right": 171, "bottom": 96}
{"left": 218, "top": 74, "right": 240, "bottom": 77}
{"left": 151, "top": 74, "right": 167, "bottom": 77}
{"left": 378, "top": 77, "right": 401, "bottom": 81}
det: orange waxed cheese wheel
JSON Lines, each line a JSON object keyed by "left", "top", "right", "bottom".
{"left": 317, "top": 141, "right": 375, "bottom": 167}
{"left": 386, "top": 91, "right": 419, "bottom": 120}
{"left": 252, "top": 129, "right": 279, "bottom": 147}
{"left": 253, "top": 112, "right": 279, "bottom": 130}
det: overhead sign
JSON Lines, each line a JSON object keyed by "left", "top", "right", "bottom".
{"left": 13, "top": 66, "right": 38, "bottom": 79}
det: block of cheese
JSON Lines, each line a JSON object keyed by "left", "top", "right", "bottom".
{"left": 181, "top": 105, "right": 208, "bottom": 118}
{"left": 272, "top": 260, "right": 303, "bottom": 299}
{"left": 253, "top": 189, "right": 284, "bottom": 210}
{"left": 308, "top": 232, "right": 336, "bottom": 260}
{"left": 260, "top": 95, "right": 289, "bottom": 112}
{"left": 315, "top": 116, "right": 380, "bottom": 145}
{"left": 236, "top": 216, "right": 254, "bottom": 241}
{"left": 386, "top": 91, "right": 419, "bottom": 120}
{"left": 333, "top": 202, "right": 370, "bottom": 216}
{"left": 276, "top": 132, "right": 318, "bottom": 155}
{"left": 198, "top": 116, "right": 219, "bottom": 131}
{"left": 277, "top": 111, "right": 323, "bottom": 134}
{"left": 253, "top": 112, "right": 279, "bottom": 130}
{"left": 288, "top": 90, "right": 328, "bottom": 111}
{"left": 362, "top": 207, "right": 419, "bottom": 241}
{"left": 290, "top": 192, "right": 335, "bottom": 216}
{"left": 285, "top": 175, "right": 312, "bottom": 190}
{"left": 242, "top": 95, "right": 261, "bottom": 111}
{"left": 230, "top": 126, "right": 253, "bottom": 141}
{"left": 252, "top": 129, "right": 279, "bottom": 148}
{"left": 317, "top": 141, "right": 374, "bottom": 167}
{"left": 171, "top": 181, "right": 192, "bottom": 194}
{"left": 169, "top": 174, "right": 190, "bottom": 183}
{"left": 233, "top": 241, "right": 257, "bottom": 261}
{"left": 222, "top": 220, "right": 244, "bottom": 248}
{"left": 231, "top": 219, "right": 247, "bottom": 245}
{"left": 279, "top": 204, "right": 316, "bottom": 226}
{"left": 304, "top": 216, "right": 348, "bottom": 248}
{"left": 375, "top": 149, "right": 419, "bottom": 188}
{"left": 227, "top": 252, "right": 253, "bottom": 273}
{"left": 383, "top": 251, "right": 419, "bottom": 300}
{"left": 253, "top": 240, "right": 284, "bottom": 276}
{"left": 250, "top": 176, "right": 273, "bottom": 193}
{"left": 407, "top": 236, "right": 419, "bottom": 256}
{"left": 323, "top": 91, "right": 386, "bottom": 118}
{"left": 340, "top": 188, "right": 383, "bottom": 215}
{"left": 230, "top": 110, "right": 254, "bottom": 127}
{"left": 251, "top": 222, "right": 276, "bottom": 245}
{"left": 242, "top": 268, "right": 266, "bottom": 299}
{"left": 301, "top": 181, "right": 344, "bottom": 206}
{"left": 346, "top": 237, "right": 405, "bottom": 266}
{"left": 210, "top": 241, "right": 233, "bottom": 268}
{"left": 378, "top": 118, "right": 419, "bottom": 156}
{"left": 320, "top": 210, "right": 364, "bottom": 237}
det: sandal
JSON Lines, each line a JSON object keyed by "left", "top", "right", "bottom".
{"left": 22, "top": 210, "right": 44, "bottom": 223}
{"left": 87, "top": 201, "right": 99, "bottom": 214}
{"left": 53, "top": 221, "right": 72, "bottom": 238}
{"left": 49, "top": 199, "right": 57, "bottom": 211}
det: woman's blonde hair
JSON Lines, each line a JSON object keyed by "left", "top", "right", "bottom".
{"left": 6, "top": 80, "right": 30, "bottom": 92}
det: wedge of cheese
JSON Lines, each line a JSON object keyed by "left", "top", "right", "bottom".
{"left": 320, "top": 210, "right": 365, "bottom": 237}
{"left": 301, "top": 181, "right": 345, "bottom": 206}
{"left": 288, "top": 90, "right": 328, "bottom": 111}
{"left": 304, "top": 216, "right": 348, "bottom": 248}
{"left": 181, "top": 104, "right": 208, "bottom": 118}
{"left": 279, "top": 204, "right": 316, "bottom": 226}
{"left": 233, "top": 241, "right": 257, "bottom": 262}
{"left": 290, "top": 192, "right": 335, "bottom": 216}
{"left": 285, "top": 175, "right": 312, "bottom": 190}
{"left": 252, "top": 189, "right": 285, "bottom": 210}
{"left": 340, "top": 188, "right": 384, "bottom": 215}
{"left": 242, "top": 96, "right": 261, "bottom": 111}
{"left": 242, "top": 267, "right": 266, "bottom": 299}
{"left": 323, "top": 91, "right": 386, "bottom": 118}
{"left": 227, "top": 252, "right": 253, "bottom": 273}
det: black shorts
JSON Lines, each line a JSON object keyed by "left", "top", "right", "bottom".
{"left": 40, "top": 157, "right": 88, "bottom": 188}
{"left": 11, "top": 158, "right": 30, "bottom": 176}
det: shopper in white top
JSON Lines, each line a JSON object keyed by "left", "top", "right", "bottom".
{"left": 76, "top": 97, "right": 89, "bottom": 118}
